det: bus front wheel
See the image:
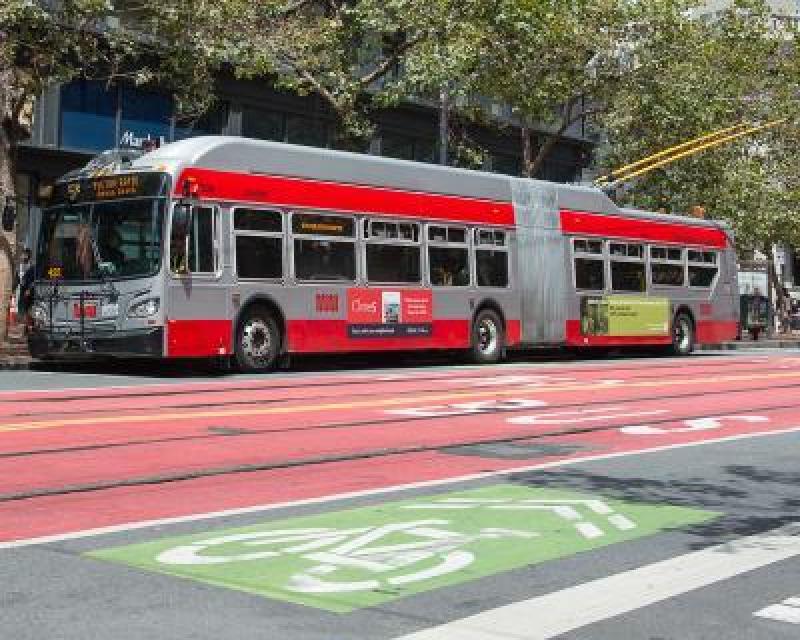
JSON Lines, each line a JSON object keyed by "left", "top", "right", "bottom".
{"left": 235, "top": 309, "right": 281, "bottom": 372}
{"left": 470, "top": 309, "right": 504, "bottom": 364}
{"left": 670, "top": 312, "right": 695, "bottom": 356}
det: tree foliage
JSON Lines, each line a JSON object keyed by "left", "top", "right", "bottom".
{"left": 599, "top": 0, "right": 800, "bottom": 253}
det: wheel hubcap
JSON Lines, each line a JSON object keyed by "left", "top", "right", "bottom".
{"left": 242, "top": 319, "right": 272, "bottom": 365}
{"left": 674, "top": 318, "right": 691, "bottom": 351}
{"left": 478, "top": 319, "right": 498, "bottom": 354}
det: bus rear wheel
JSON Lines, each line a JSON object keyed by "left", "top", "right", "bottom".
{"left": 470, "top": 309, "right": 504, "bottom": 364}
{"left": 235, "top": 309, "right": 281, "bottom": 373}
{"left": 670, "top": 312, "right": 694, "bottom": 356}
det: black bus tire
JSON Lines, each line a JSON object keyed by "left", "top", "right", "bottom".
{"left": 470, "top": 309, "right": 505, "bottom": 364}
{"left": 234, "top": 308, "right": 281, "bottom": 373}
{"left": 670, "top": 312, "right": 695, "bottom": 356}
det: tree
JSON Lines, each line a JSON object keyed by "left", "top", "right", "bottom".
{"left": 0, "top": 1, "right": 230, "bottom": 338}
{"left": 463, "top": 0, "right": 663, "bottom": 178}
{"left": 598, "top": 0, "right": 799, "bottom": 312}
{"left": 182, "top": 0, "right": 486, "bottom": 144}
{"left": 1, "top": 1, "right": 121, "bottom": 336}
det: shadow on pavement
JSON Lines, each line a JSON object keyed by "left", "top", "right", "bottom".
{"left": 510, "top": 464, "right": 800, "bottom": 547}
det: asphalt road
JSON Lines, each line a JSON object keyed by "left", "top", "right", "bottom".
{"left": 2, "top": 350, "right": 800, "bottom": 639}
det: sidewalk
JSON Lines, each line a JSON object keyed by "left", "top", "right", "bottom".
{"left": 0, "top": 325, "right": 34, "bottom": 370}
{"left": 698, "top": 331, "right": 800, "bottom": 351}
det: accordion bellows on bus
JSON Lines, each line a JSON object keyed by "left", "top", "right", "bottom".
{"left": 29, "top": 136, "right": 739, "bottom": 371}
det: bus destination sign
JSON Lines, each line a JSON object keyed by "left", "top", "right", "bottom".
{"left": 48, "top": 172, "right": 167, "bottom": 206}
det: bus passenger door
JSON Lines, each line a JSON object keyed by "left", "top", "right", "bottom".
{"left": 166, "top": 204, "right": 231, "bottom": 357}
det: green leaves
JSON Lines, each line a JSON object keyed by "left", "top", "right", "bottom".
{"left": 599, "top": 0, "right": 800, "bottom": 251}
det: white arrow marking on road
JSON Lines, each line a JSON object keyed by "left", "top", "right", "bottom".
{"left": 396, "top": 523, "right": 800, "bottom": 640}
{"left": 507, "top": 407, "right": 668, "bottom": 426}
{"left": 621, "top": 415, "right": 769, "bottom": 436}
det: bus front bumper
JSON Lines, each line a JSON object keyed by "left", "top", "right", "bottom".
{"left": 28, "top": 327, "right": 164, "bottom": 360}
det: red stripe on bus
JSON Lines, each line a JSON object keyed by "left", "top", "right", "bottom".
{"left": 176, "top": 168, "right": 515, "bottom": 225}
{"left": 560, "top": 210, "right": 729, "bottom": 248}
{"left": 696, "top": 320, "right": 738, "bottom": 344}
{"left": 286, "top": 319, "right": 471, "bottom": 352}
{"left": 167, "top": 319, "right": 232, "bottom": 357}
{"left": 506, "top": 319, "right": 521, "bottom": 346}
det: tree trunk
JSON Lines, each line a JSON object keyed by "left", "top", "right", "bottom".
{"left": 521, "top": 120, "right": 533, "bottom": 178}
{"left": 0, "top": 71, "right": 19, "bottom": 341}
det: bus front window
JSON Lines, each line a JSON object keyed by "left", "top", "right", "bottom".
{"left": 38, "top": 199, "right": 165, "bottom": 281}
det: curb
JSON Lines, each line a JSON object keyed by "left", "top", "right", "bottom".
{"left": 0, "top": 358, "right": 35, "bottom": 371}
{"left": 698, "top": 340, "right": 800, "bottom": 351}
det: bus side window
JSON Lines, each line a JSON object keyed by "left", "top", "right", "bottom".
{"left": 474, "top": 228, "right": 508, "bottom": 288}
{"left": 572, "top": 237, "right": 604, "bottom": 291}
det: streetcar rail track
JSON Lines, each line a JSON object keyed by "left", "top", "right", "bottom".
{"left": 0, "top": 360, "right": 789, "bottom": 420}
{"left": 2, "top": 396, "right": 799, "bottom": 503}
{"left": 0, "top": 354, "right": 777, "bottom": 408}
{"left": 2, "top": 379, "right": 799, "bottom": 459}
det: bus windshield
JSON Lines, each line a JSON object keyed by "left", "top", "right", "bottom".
{"left": 38, "top": 198, "right": 165, "bottom": 282}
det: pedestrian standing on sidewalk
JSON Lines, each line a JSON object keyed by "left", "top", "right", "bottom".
{"left": 15, "top": 248, "right": 34, "bottom": 332}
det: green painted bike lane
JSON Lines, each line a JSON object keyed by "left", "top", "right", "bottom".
{"left": 88, "top": 484, "right": 718, "bottom": 613}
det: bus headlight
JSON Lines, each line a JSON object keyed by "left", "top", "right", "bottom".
{"left": 128, "top": 298, "right": 160, "bottom": 318}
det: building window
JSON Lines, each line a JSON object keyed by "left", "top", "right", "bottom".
{"left": 382, "top": 132, "right": 437, "bottom": 163}
{"left": 60, "top": 80, "right": 117, "bottom": 152}
{"left": 174, "top": 104, "right": 227, "bottom": 141}
{"left": 119, "top": 86, "right": 171, "bottom": 149}
{"left": 242, "top": 107, "right": 285, "bottom": 141}
{"left": 489, "top": 153, "right": 521, "bottom": 176}
{"left": 287, "top": 114, "right": 328, "bottom": 148}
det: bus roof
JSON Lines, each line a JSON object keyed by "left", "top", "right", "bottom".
{"left": 132, "top": 136, "right": 727, "bottom": 232}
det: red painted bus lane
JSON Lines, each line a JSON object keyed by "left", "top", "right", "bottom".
{"left": 0, "top": 366, "right": 795, "bottom": 460}
{"left": 0, "top": 410, "right": 797, "bottom": 545}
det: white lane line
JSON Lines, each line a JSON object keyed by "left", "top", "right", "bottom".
{"left": 754, "top": 595, "right": 800, "bottom": 625}
{"left": 2, "top": 424, "right": 800, "bottom": 551}
{"left": 398, "top": 524, "right": 800, "bottom": 640}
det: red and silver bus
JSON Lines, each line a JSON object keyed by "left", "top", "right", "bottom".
{"left": 30, "top": 136, "right": 739, "bottom": 371}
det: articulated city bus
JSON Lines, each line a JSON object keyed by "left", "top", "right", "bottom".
{"left": 29, "top": 136, "right": 739, "bottom": 371}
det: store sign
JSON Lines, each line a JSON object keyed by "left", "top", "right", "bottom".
{"left": 581, "top": 296, "right": 670, "bottom": 337}
{"left": 347, "top": 288, "right": 432, "bottom": 338}
{"left": 119, "top": 131, "right": 166, "bottom": 149}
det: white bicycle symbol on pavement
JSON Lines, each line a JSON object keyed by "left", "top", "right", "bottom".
{"left": 156, "top": 498, "right": 636, "bottom": 594}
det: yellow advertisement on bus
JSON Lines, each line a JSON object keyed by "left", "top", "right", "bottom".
{"left": 581, "top": 296, "right": 670, "bottom": 337}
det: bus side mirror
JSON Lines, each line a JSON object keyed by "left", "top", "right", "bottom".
{"left": 2, "top": 199, "right": 15, "bottom": 232}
